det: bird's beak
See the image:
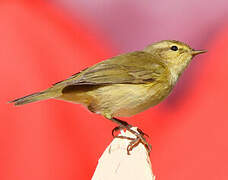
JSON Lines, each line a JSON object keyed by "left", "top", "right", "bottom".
{"left": 191, "top": 49, "right": 207, "bottom": 56}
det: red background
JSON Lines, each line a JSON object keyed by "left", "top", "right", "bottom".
{"left": 1, "top": 1, "right": 228, "bottom": 180}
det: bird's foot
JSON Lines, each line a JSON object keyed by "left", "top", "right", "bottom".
{"left": 112, "top": 125, "right": 132, "bottom": 137}
{"left": 112, "top": 126, "right": 151, "bottom": 155}
{"left": 126, "top": 128, "right": 151, "bottom": 155}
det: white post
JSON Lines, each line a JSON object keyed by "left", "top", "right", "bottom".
{"left": 92, "top": 127, "right": 155, "bottom": 180}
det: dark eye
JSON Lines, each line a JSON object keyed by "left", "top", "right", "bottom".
{"left": 171, "top": 46, "right": 178, "bottom": 51}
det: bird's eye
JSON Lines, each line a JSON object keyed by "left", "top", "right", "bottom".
{"left": 170, "top": 46, "right": 178, "bottom": 51}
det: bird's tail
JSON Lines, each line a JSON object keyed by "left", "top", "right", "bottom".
{"left": 9, "top": 89, "right": 59, "bottom": 106}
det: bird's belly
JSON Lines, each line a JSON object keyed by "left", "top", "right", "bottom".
{"left": 88, "top": 83, "right": 171, "bottom": 117}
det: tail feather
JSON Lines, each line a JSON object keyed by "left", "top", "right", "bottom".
{"left": 9, "top": 91, "right": 54, "bottom": 106}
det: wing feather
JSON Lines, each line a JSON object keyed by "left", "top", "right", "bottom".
{"left": 53, "top": 51, "right": 169, "bottom": 87}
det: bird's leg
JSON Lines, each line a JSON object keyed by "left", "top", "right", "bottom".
{"left": 112, "top": 119, "right": 131, "bottom": 137}
{"left": 112, "top": 125, "right": 135, "bottom": 141}
{"left": 107, "top": 117, "right": 151, "bottom": 154}
{"left": 112, "top": 125, "right": 149, "bottom": 140}
{"left": 111, "top": 119, "right": 134, "bottom": 141}
{"left": 137, "top": 128, "right": 150, "bottom": 138}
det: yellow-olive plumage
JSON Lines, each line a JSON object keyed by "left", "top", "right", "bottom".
{"left": 10, "top": 40, "right": 206, "bottom": 119}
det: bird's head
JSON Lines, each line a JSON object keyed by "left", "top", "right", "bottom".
{"left": 144, "top": 40, "right": 206, "bottom": 76}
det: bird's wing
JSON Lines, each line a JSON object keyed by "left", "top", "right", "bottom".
{"left": 53, "top": 51, "right": 169, "bottom": 87}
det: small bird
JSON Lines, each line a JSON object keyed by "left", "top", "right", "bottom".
{"left": 10, "top": 40, "right": 206, "bottom": 154}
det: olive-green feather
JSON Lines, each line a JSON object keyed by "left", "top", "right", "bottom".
{"left": 9, "top": 51, "right": 169, "bottom": 106}
{"left": 53, "top": 51, "right": 168, "bottom": 87}
{"left": 9, "top": 89, "right": 59, "bottom": 106}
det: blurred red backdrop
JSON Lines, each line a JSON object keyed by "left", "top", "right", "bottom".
{"left": 1, "top": 1, "right": 228, "bottom": 180}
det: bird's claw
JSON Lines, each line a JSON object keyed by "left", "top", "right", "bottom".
{"left": 112, "top": 126, "right": 151, "bottom": 155}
